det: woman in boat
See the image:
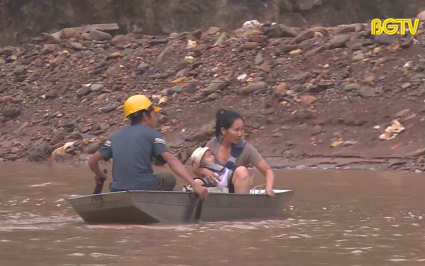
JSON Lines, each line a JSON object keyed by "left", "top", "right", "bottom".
{"left": 192, "top": 109, "right": 275, "bottom": 197}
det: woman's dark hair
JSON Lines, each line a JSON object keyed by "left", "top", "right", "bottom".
{"left": 130, "top": 109, "right": 151, "bottom": 125}
{"left": 215, "top": 109, "right": 244, "bottom": 138}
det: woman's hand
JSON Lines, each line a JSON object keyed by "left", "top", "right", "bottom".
{"left": 202, "top": 168, "right": 220, "bottom": 185}
{"left": 255, "top": 159, "right": 275, "bottom": 197}
{"left": 265, "top": 188, "right": 275, "bottom": 197}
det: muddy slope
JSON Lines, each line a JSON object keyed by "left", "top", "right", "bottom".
{"left": 3, "top": 16, "right": 425, "bottom": 174}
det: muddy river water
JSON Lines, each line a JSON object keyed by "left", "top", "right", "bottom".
{"left": 1, "top": 162, "right": 424, "bottom": 266}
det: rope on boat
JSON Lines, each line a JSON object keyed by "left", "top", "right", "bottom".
{"left": 252, "top": 183, "right": 266, "bottom": 190}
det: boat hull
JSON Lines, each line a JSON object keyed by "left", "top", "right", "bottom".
{"left": 67, "top": 190, "right": 294, "bottom": 224}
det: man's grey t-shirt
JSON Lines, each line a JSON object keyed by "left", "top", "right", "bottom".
{"left": 98, "top": 124, "right": 170, "bottom": 191}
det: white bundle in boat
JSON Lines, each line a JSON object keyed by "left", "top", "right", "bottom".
{"left": 183, "top": 187, "right": 229, "bottom": 193}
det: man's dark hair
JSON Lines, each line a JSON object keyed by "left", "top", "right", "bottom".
{"left": 129, "top": 109, "right": 151, "bottom": 125}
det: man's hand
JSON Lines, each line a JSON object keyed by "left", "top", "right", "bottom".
{"left": 202, "top": 168, "right": 220, "bottom": 185}
{"left": 89, "top": 152, "right": 108, "bottom": 185}
{"left": 160, "top": 151, "right": 210, "bottom": 199}
{"left": 192, "top": 183, "right": 208, "bottom": 200}
{"left": 94, "top": 172, "right": 107, "bottom": 185}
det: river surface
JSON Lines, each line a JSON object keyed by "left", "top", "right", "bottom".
{"left": 1, "top": 162, "right": 425, "bottom": 266}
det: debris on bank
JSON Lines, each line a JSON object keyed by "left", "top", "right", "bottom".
{"left": 379, "top": 120, "right": 405, "bottom": 141}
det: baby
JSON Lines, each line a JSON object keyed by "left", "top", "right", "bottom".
{"left": 190, "top": 147, "right": 230, "bottom": 188}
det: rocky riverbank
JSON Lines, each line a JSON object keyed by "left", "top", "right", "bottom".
{"left": 3, "top": 16, "right": 425, "bottom": 172}
{"left": 1, "top": 0, "right": 423, "bottom": 46}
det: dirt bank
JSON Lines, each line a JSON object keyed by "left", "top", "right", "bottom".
{"left": 0, "top": 0, "right": 423, "bottom": 46}
{"left": 2, "top": 18, "right": 425, "bottom": 172}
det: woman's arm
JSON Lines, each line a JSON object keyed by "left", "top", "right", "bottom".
{"left": 246, "top": 143, "right": 275, "bottom": 197}
{"left": 192, "top": 162, "right": 219, "bottom": 185}
{"left": 255, "top": 159, "right": 275, "bottom": 192}
{"left": 192, "top": 163, "right": 206, "bottom": 176}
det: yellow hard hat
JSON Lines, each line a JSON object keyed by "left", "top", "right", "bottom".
{"left": 123, "top": 95, "right": 161, "bottom": 118}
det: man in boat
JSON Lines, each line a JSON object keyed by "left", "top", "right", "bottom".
{"left": 88, "top": 94, "right": 208, "bottom": 200}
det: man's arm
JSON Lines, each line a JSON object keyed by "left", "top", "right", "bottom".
{"left": 151, "top": 134, "right": 196, "bottom": 186}
{"left": 161, "top": 152, "right": 197, "bottom": 187}
{"left": 88, "top": 151, "right": 108, "bottom": 183}
{"left": 152, "top": 133, "right": 208, "bottom": 199}
{"left": 88, "top": 139, "right": 113, "bottom": 183}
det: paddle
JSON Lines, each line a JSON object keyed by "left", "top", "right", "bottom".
{"left": 193, "top": 196, "right": 203, "bottom": 223}
{"left": 93, "top": 169, "right": 108, "bottom": 195}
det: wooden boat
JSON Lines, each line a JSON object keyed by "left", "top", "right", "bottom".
{"left": 67, "top": 189, "right": 294, "bottom": 224}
